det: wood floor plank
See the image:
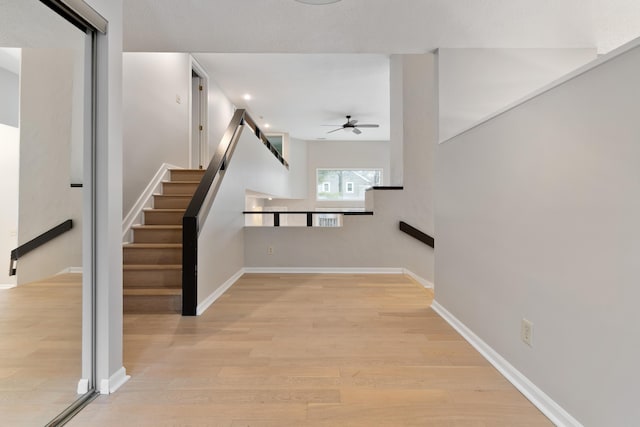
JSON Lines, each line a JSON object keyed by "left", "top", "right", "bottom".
{"left": 68, "top": 273, "right": 551, "bottom": 426}
{"left": 0, "top": 274, "right": 82, "bottom": 426}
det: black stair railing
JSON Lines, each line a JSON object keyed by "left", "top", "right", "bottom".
{"left": 182, "top": 109, "right": 287, "bottom": 315}
{"left": 9, "top": 219, "right": 73, "bottom": 276}
{"left": 399, "top": 221, "right": 434, "bottom": 248}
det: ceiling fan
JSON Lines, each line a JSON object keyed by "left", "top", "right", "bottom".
{"left": 323, "top": 115, "right": 379, "bottom": 135}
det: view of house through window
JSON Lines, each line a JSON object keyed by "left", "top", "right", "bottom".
{"left": 317, "top": 169, "right": 382, "bottom": 201}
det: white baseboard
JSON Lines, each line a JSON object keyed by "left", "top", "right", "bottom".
{"left": 431, "top": 300, "right": 582, "bottom": 427}
{"left": 403, "top": 268, "right": 434, "bottom": 288}
{"left": 99, "top": 366, "right": 130, "bottom": 395}
{"left": 243, "top": 267, "right": 405, "bottom": 274}
{"left": 77, "top": 378, "right": 89, "bottom": 394}
{"left": 122, "top": 163, "right": 181, "bottom": 243}
{"left": 196, "top": 268, "right": 246, "bottom": 315}
{"left": 0, "top": 284, "right": 16, "bottom": 290}
{"left": 56, "top": 267, "right": 83, "bottom": 275}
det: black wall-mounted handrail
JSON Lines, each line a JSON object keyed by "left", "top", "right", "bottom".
{"left": 182, "top": 109, "right": 287, "bottom": 315}
{"left": 9, "top": 219, "right": 73, "bottom": 276}
{"left": 399, "top": 221, "right": 434, "bottom": 248}
{"left": 371, "top": 186, "right": 404, "bottom": 190}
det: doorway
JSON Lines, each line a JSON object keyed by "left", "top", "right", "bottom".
{"left": 190, "top": 59, "right": 208, "bottom": 169}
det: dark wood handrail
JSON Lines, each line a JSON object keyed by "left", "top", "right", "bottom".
{"left": 9, "top": 219, "right": 73, "bottom": 276}
{"left": 182, "top": 109, "right": 287, "bottom": 315}
{"left": 399, "top": 221, "right": 434, "bottom": 248}
{"left": 243, "top": 210, "right": 373, "bottom": 227}
{"left": 371, "top": 186, "right": 404, "bottom": 190}
{"left": 242, "top": 210, "right": 373, "bottom": 215}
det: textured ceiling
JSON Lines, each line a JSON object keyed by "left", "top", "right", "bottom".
{"left": 123, "top": 0, "right": 615, "bottom": 53}
{"left": 194, "top": 53, "right": 390, "bottom": 141}
{"left": 122, "top": 0, "right": 640, "bottom": 141}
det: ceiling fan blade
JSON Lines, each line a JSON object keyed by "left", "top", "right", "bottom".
{"left": 352, "top": 127, "right": 362, "bottom": 135}
{"left": 321, "top": 124, "right": 344, "bottom": 126}
{"left": 355, "top": 124, "right": 379, "bottom": 128}
{"left": 348, "top": 119, "right": 358, "bottom": 125}
{"left": 327, "top": 127, "right": 344, "bottom": 134}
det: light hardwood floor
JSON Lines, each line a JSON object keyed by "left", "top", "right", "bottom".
{"left": 69, "top": 274, "right": 551, "bottom": 426}
{"left": 0, "top": 274, "right": 82, "bottom": 426}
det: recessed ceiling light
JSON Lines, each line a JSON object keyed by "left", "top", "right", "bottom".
{"left": 243, "top": 93, "right": 252, "bottom": 101}
{"left": 264, "top": 123, "right": 271, "bottom": 129}
{"left": 295, "top": 0, "right": 341, "bottom": 5}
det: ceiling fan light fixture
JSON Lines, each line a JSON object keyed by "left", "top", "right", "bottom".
{"left": 294, "top": 0, "right": 342, "bottom": 5}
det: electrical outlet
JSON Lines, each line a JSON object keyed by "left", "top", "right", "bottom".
{"left": 267, "top": 246, "right": 274, "bottom": 255}
{"left": 521, "top": 318, "right": 533, "bottom": 347}
{"left": 176, "top": 94, "right": 182, "bottom": 104}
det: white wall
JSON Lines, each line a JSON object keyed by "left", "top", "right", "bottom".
{"left": 399, "top": 54, "right": 436, "bottom": 246}
{"left": 245, "top": 54, "right": 436, "bottom": 284}
{"left": 196, "top": 128, "right": 304, "bottom": 307}
{"left": 0, "top": 123, "right": 19, "bottom": 286}
{"left": 389, "top": 54, "right": 403, "bottom": 185}
{"left": 205, "top": 74, "right": 236, "bottom": 161}
{"left": 122, "top": 53, "right": 239, "bottom": 215}
{"left": 286, "top": 137, "right": 308, "bottom": 199}
{"left": 265, "top": 139, "right": 390, "bottom": 211}
{"left": 436, "top": 41, "right": 640, "bottom": 425}
{"left": 18, "top": 48, "right": 82, "bottom": 285}
{"left": 122, "top": 53, "right": 191, "bottom": 214}
{"left": 438, "top": 48, "right": 597, "bottom": 142}
{"left": 245, "top": 188, "right": 432, "bottom": 282}
{"left": 0, "top": 67, "right": 19, "bottom": 127}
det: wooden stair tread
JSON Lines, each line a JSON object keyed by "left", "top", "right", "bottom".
{"left": 123, "top": 264, "right": 182, "bottom": 270}
{"left": 123, "top": 169, "right": 198, "bottom": 314}
{"left": 123, "top": 243, "right": 182, "bottom": 249}
{"left": 131, "top": 225, "right": 182, "bottom": 230}
{"left": 124, "top": 288, "right": 181, "bottom": 296}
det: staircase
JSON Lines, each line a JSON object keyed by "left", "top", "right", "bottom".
{"left": 123, "top": 169, "right": 206, "bottom": 313}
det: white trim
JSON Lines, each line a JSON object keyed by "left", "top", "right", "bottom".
{"left": 76, "top": 378, "right": 89, "bottom": 394}
{"left": 439, "top": 36, "right": 640, "bottom": 144}
{"left": 431, "top": 300, "right": 583, "bottom": 427}
{"left": 99, "top": 367, "right": 130, "bottom": 395}
{"left": 0, "top": 284, "right": 16, "bottom": 290}
{"left": 189, "top": 56, "right": 209, "bottom": 169}
{"left": 244, "top": 267, "right": 405, "bottom": 275}
{"left": 196, "top": 268, "right": 245, "bottom": 315}
{"left": 56, "top": 267, "right": 83, "bottom": 275}
{"left": 403, "top": 269, "right": 433, "bottom": 288}
{"left": 121, "top": 163, "right": 180, "bottom": 243}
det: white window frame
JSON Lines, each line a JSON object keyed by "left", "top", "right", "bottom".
{"left": 316, "top": 168, "right": 383, "bottom": 201}
{"left": 345, "top": 182, "right": 354, "bottom": 193}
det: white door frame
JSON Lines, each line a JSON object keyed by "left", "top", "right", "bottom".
{"left": 189, "top": 57, "right": 209, "bottom": 169}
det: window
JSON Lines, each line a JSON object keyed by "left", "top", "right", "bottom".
{"left": 265, "top": 134, "right": 283, "bottom": 156}
{"left": 265, "top": 133, "right": 289, "bottom": 161}
{"left": 317, "top": 214, "right": 340, "bottom": 227}
{"left": 316, "top": 169, "right": 383, "bottom": 201}
{"left": 345, "top": 182, "right": 354, "bottom": 193}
